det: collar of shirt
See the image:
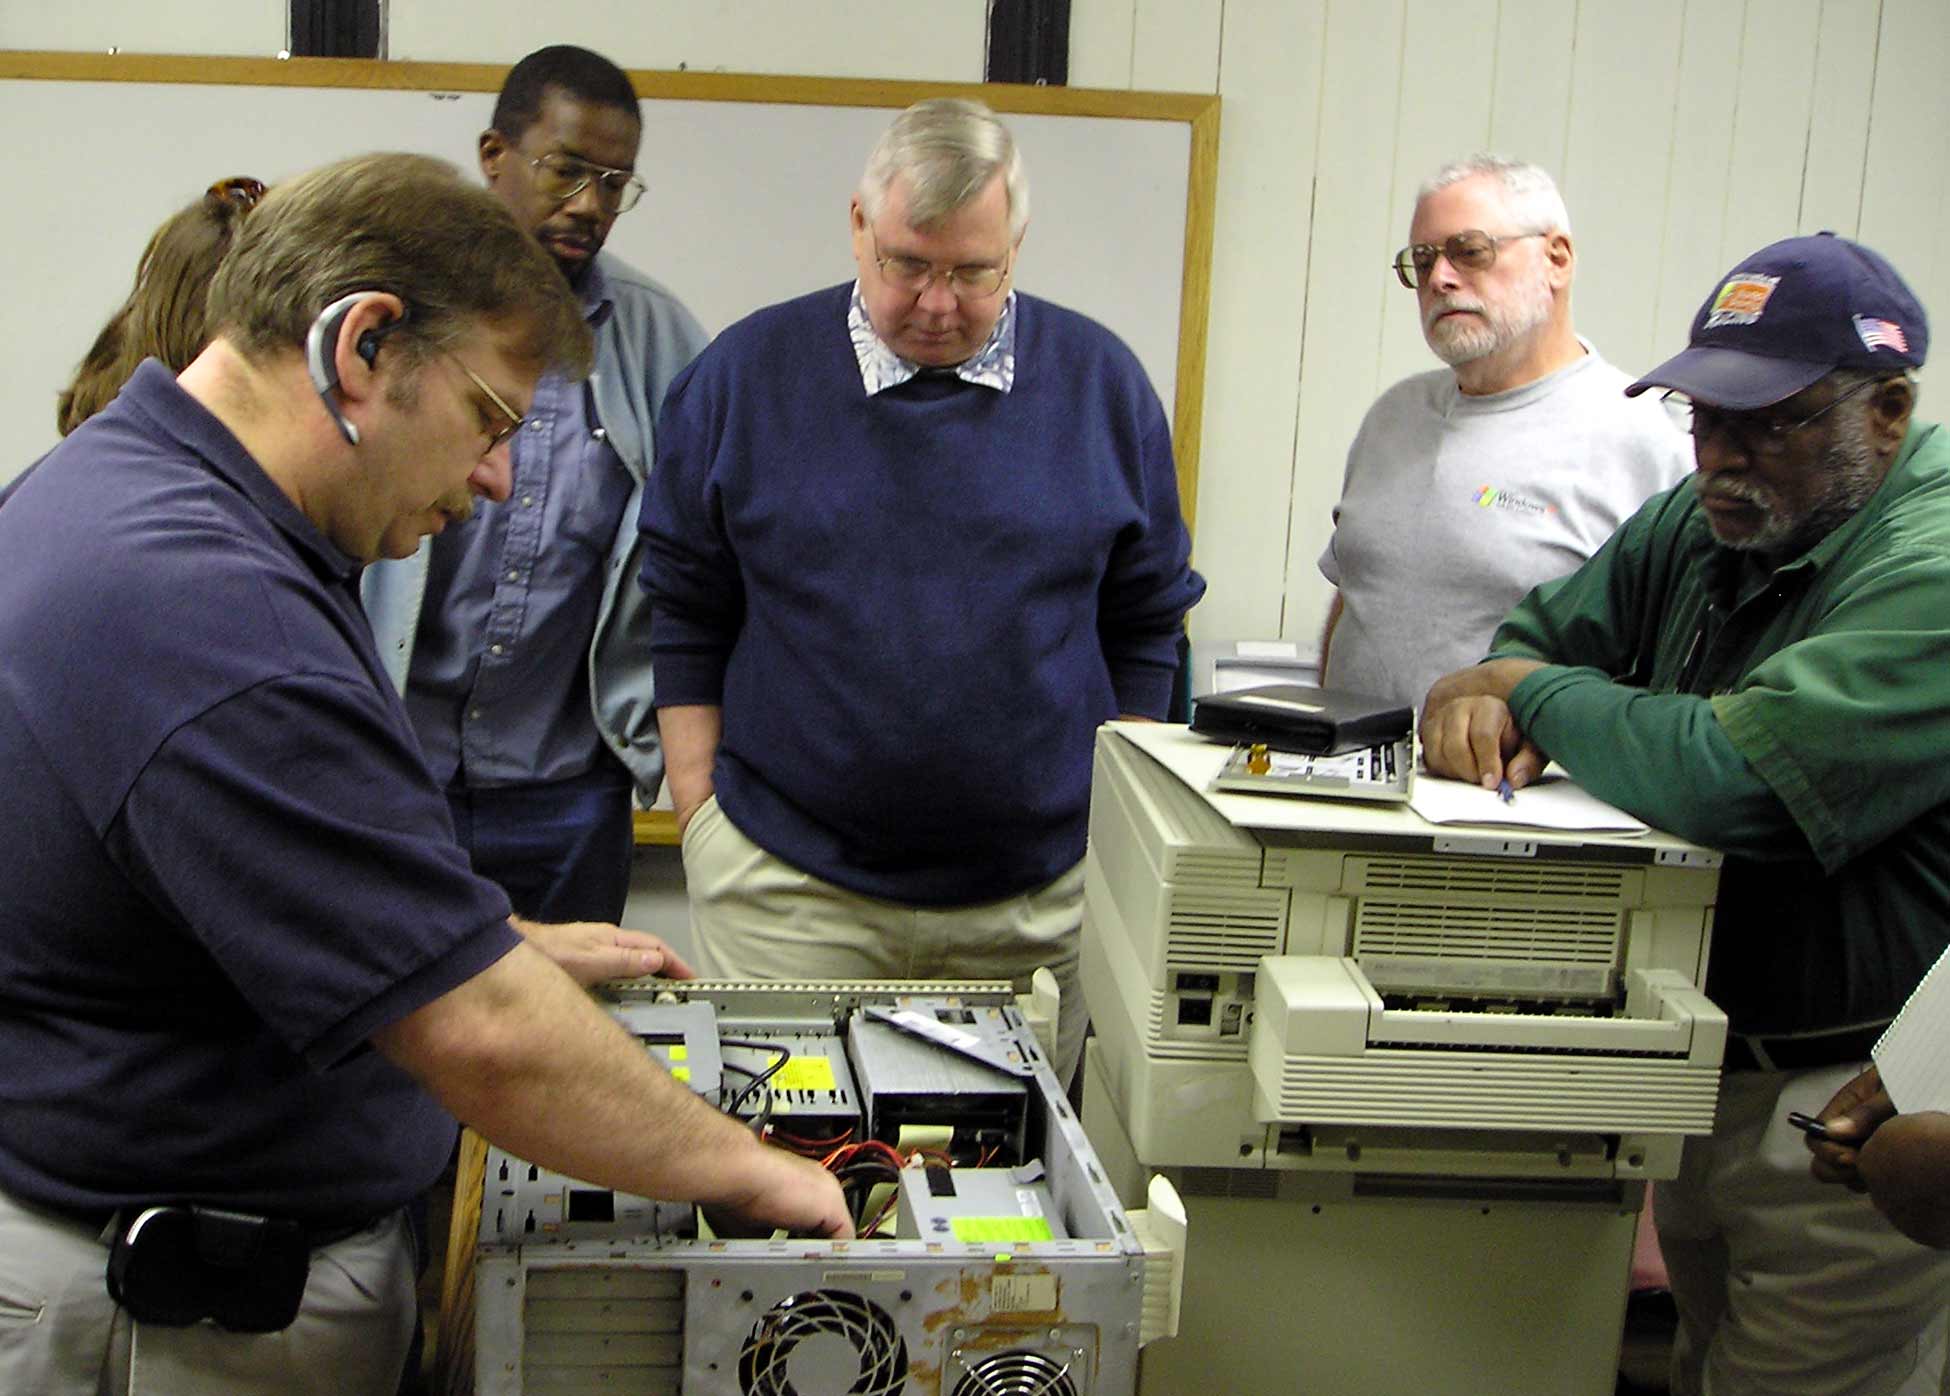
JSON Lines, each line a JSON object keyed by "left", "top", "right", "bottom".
{"left": 847, "top": 280, "right": 1017, "bottom": 396}
{"left": 123, "top": 359, "right": 361, "bottom": 584}
{"left": 577, "top": 255, "right": 616, "bottom": 329}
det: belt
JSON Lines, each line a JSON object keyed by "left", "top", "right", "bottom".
{"left": 56, "top": 1202, "right": 386, "bottom": 1251}
{"left": 1722, "top": 1022, "right": 1885, "bottom": 1072}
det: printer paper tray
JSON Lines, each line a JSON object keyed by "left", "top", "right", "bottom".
{"left": 1247, "top": 1046, "right": 1723, "bottom": 1133}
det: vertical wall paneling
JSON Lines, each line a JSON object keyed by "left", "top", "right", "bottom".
{"left": 8, "top": 0, "right": 1950, "bottom": 646}
{"left": 1798, "top": 0, "right": 1880, "bottom": 238}
{"left": 1859, "top": 0, "right": 1950, "bottom": 404}
{"left": 0, "top": 1, "right": 282, "bottom": 56}
{"left": 1129, "top": 0, "right": 1221, "bottom": 93}
{"left": 1560, "top": 0, "right": 1687, "bottom": 373}
{"left": 1185, "top": 0, "right": 1326, "bottom": 652}
{"left": 1719, "top": 0, "right": 1823, "bottom": 262}
{"left": 1066, "top": 0, "right": 1137, "bottom": 89}
{"left": 386, "top": 1, "right": 986, "bottom": 82}
{"left": 1119, "top": 2, "right": 1223, "bottom": 538}
{"left": 1375, "top": 0, "right": 1500, "bottom": 393}
{"left": 1487, "top": 0, "right": 1577, "bottom": 180}
{"left": 1651, "top": 1, "right": 1746, "bottom": 367}
{"left": 1277, "top": 0, "right": 1413, "bottom": 651}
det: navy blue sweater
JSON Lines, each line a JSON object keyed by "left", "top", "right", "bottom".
{"left": 642, "top": 285, "right": 1203, "bottom": 904}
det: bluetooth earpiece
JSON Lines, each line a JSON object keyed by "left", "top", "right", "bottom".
{"left": 304, "top": 291, "right": 401, "bottom": 445}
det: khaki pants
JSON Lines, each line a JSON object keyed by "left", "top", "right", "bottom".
{"left": 682, "top": 795, "right": 1087, "bottom": 1084}
{"left": 1657, "top": 1063, "right": 1950, "bottom": 1396}
{"left": 0, "top": 1188, "right": 416, "bottom": 1396}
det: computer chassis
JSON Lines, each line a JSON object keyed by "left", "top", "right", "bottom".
{"left": 474, "top": 981, "right": 1150, "bottom": 1396}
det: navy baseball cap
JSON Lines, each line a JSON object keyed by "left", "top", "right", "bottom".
{"left": 1626, "top": 231, "right": 1928, "bottom": 410}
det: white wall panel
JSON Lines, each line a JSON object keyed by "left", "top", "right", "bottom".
{"left": 1277, "top": 0, "right": 1410, "bottom": 650}
{"left": 0, "top": 0, "right": 282, "bottom": 56}
{"left": 1561, "top": 0, "right": 1686, "bottom": 374}
{"left": 1187, "top": 0, "right": 1325, "bottom": 653}
{"left": 389, "top": 0, "right": 984, "bottom": 80}
{"left": 1375, "top": 0, "right": 1500, "bottom": 394}
{"left": 1721, "top": 0, "right": 1823, "bottom": 261}
{"left": 1488, "top": 0, "right": 1576, "bottom": 180}
{"left": 8, "top": 0, "right": 1948, "bottom": 644}
{"left": 1069, "top": 0, "right": 1139, "bottom": 88}
{"left": 1860, "top": 0, "right": 1950, "bottom": 403}
{"left": 1130, "top": 0, "right": 1222, "bottom": 93}
{"left": 1651, "top": 1, "right": 1745, "bottom": 367}
{"left": 1798, "top": 0, "right": 1879, "bottom": 237}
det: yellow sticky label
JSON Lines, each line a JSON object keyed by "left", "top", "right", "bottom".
{"left": 668, "top": 1045, "right": 688, "bottom": 1061}
{"left": 949, "top": 1217, "right": 1054, "bottom": 1243}
{"left": 671, "top": 1066, "right": 691, "bottom": 1083}
{"left": 771, "top": 1058, "right": 837, "bottom": 1092}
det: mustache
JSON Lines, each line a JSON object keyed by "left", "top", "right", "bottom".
{"left": 1423, "top": 297, "right": 1484, "bottom": 332}
{"left": 1693, "top": 476, "right": 1769, "bottom": 506}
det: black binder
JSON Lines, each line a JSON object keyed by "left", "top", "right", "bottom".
{"left": 1190, "top": 683, "right": 1413, "bottom": 756}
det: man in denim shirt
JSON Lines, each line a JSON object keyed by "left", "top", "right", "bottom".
{"left": 364, "top": 45, "right": 706, "bottom": 922}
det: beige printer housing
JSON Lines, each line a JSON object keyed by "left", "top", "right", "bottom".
{"left": 1083, "top": 722, "right": 1725, "bottom": 1184}
{"left": 1077, "top": 723, "right": 1729, "bottom": 1395}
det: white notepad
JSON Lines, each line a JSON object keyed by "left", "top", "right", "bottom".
{"left": 1407, "top": 770, "right": 1648, "bottom": 835}
{"left": 1875, "top": 946, "right": 1950, "bottom": 1114}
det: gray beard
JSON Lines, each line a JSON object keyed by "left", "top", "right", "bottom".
{"left": 1700, "top": 410, "right": 1884, "bottom": 559}
{"left": 1423, "top": 270, "right": 1553, "bottom": 367}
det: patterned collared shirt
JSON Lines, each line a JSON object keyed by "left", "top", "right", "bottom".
{"left": 847, "top": 280, "right": 1017, "bottom": 395}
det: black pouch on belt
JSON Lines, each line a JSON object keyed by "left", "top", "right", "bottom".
{"left": 105, "top": 1204, "right": 310, "bottom": 1332}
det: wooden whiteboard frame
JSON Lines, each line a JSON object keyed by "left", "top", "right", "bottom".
{"left": 0, "top": 51, "right": 1219, "bottom": 536}
{"left": 2, "top": 52, "right": 1218, "bottom": 847}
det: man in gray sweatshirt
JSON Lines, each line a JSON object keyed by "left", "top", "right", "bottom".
{"left": 1318, "top": 154, "right": 1690, "bottom": 713}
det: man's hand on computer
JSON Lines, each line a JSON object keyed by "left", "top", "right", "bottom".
{"left": 705, "top": 1144, "right": 856, "bottom": 1240}
{"left": 1420, "top": 659, "right": 1548, "bottom": 790}
{"left": 512, "top": 918, "right": 696, "bottom": 987}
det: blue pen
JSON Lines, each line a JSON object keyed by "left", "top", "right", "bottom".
{"left": 1497, "top": 778, "right": 1514, "bottom": 805}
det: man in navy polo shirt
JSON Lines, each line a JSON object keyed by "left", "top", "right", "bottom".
{"left": 0, "top": 153, "right": 845, "bottom": 1396}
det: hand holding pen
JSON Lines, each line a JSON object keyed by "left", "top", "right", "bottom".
{"left": 1419, "top": 659, "right": 1549, "bottom": 792}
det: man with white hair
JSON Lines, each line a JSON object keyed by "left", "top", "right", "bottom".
{"left": 1318, "top": 155, "right": 1691, "bottom": 711}
{"left": 641, "top": 99, "right": 1204, "bottom": 1086}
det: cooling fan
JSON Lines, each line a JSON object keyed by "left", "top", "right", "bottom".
{"left": 737, "top": 1288, "right": 909, "bottom": 1396}
{"left": 948, "top": 1347, "right": 1087, "bottom": 1396}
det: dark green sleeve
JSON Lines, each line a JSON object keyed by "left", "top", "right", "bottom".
{"left": 1507, "top": 667, "right": 1806, "bottom": 860}
{"left": 1489, "top": 484, "right": 1693, "bottom": 679}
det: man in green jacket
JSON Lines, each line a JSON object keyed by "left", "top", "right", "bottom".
{"left": 1423, "top": 232, "right": 1950, "bottom": 1396}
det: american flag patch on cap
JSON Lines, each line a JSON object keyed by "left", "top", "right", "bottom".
{"left": 1854, "top": 315, "right": 1910, "bottom": 354}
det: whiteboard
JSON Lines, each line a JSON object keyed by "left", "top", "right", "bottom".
{"left": 0, "top": 56, "right": 1217, "bottom": 513}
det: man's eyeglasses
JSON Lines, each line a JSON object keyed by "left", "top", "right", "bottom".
{"left": 454, "top": 359, "right": 524, "bottom": 454}
{"left": 1392, "top": 229, "right": 1547, "bottom": 289}
{"left": 529, "top": 153, "right": 646, "bottom": 214}
{"left": 1665, "top": 377, "right": 1886, "bottom": 459}
{"left": 206, "top": 176, "right": 266, "bottom": 212}
{"left": 870, "top": 230, "right": 1011, "bottom": 300}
